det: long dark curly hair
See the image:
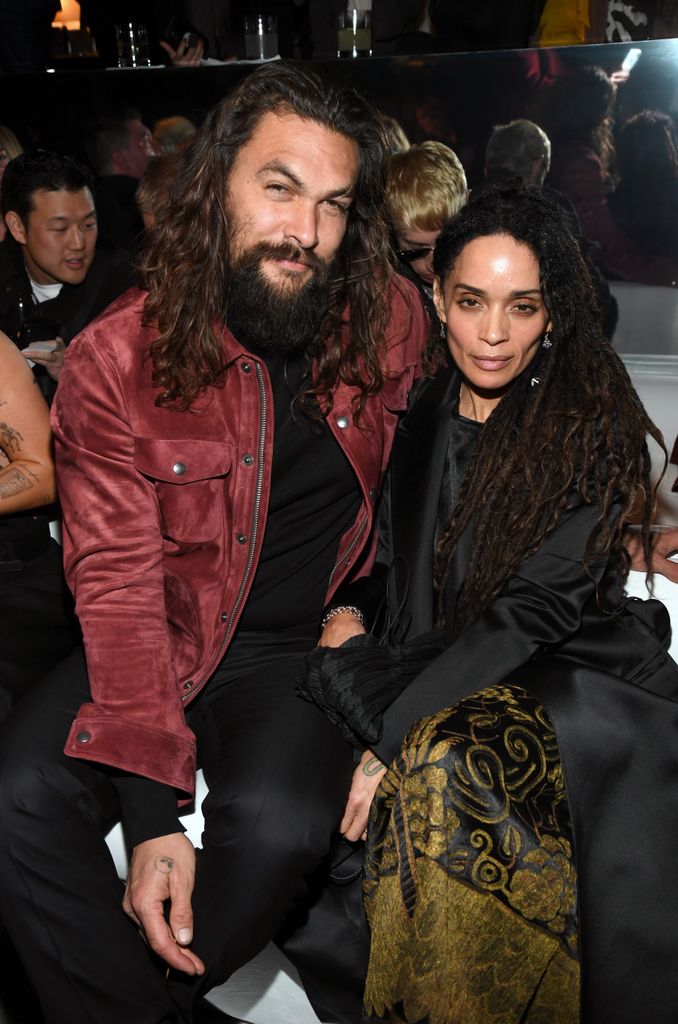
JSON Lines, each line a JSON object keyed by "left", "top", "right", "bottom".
{"left": 433, "top": 183, "right": 663, "bottom": 630}
{"left": 140, "top": 61, "right": 393, "bottom": 415}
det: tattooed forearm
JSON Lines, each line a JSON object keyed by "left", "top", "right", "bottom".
{"left": 154, "top": 856, "right": 174, "bottom": 875}
{"left": 0, "top": 466, "right": 33, "bottom": 500}
{"left": 0, "top": 421, "right": 24, "bottom": 455}
{"left": 362, "top": 756, "right": 386, "bottom": 777}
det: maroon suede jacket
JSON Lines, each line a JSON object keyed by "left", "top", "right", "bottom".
{"left": 52, "top": 280, "right": 427, "bottom": 797}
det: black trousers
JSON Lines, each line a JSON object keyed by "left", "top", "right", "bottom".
{"left": 0, "top": 643, "right": 354, "bottom": 1024}
{"left": 0, "top": 537, "right": 79, "bottom": 725}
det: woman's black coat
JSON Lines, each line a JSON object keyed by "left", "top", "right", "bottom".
{"left": 331, "top": 362, "right": 678, "bottom": 1023}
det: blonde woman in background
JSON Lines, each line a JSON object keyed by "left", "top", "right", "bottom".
{"left": 386, "top": 140, "right": 467, "bottom": 322}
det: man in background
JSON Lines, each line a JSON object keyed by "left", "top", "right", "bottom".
{"left": 484, "top": 118, "right": 551, "bottom": 185}
{"left": 85, "top": 112, "right": 159, "bottom": 251}
{"left": 0, "top": 150, "right": 132, "bottom": 402}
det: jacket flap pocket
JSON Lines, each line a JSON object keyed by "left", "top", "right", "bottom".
{"left": 134, "top": 438, "right": 232, "bottom": 484}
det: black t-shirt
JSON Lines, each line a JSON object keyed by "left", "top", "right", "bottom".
{"left": 237, "top": 347, "right": 361, "bottom": 632}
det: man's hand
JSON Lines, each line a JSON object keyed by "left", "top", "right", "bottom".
{"left": 123, "top": 832, "right": 204, "bottom": 976}
{"left": 318, "top": 610, "right": 366, "bottom": 648}
{"left": 626, "top": 527, "right": 678, "bottom": 584}
{"left": 340, "top": 748, "right": 387, "bottom": 842}
{"left": 22, "top": 337, "right": 65, "bottom": 381}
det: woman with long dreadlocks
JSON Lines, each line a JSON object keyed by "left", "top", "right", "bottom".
{"left": 302, "top": 183, "right": 678, "bottom": 1023}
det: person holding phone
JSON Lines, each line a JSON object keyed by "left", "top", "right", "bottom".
{"left": 0, "top": 150, "right": 132, "bottom": 402}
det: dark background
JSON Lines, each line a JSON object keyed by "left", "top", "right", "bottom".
{"left": 7, "top": 37, "right": 678, "bottom": 191}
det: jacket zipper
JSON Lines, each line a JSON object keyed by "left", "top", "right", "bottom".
{"left": 182, "top": 360, "right": 267, "bottom": 702}
{"left": 328, "top": 510, "right": 368, "bottom": 589}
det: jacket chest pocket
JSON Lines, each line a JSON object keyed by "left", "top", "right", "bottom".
{"left": 134, "top": 438, "right": 232, "bottom": 543}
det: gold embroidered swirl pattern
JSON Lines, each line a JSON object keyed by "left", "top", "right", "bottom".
{"left": 363, "top": 685, "right": 579, "bottom": 1024}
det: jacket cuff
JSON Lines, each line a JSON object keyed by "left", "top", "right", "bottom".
{"left": 64, "top": 703, "right": 196, "bottom": 797}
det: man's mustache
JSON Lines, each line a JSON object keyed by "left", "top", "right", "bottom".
{"left": 239, "top": 240, "right": 328, "bottom": 275}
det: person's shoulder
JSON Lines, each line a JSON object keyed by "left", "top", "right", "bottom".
{"left": 0, "top": 237, "right": 25, "bottom": 287}
{"left": 0, "top": 328, "right": 19, "bottom": 360}
{"left": 0, "top": 238, "right": 13, "bottom": 273}
{"left": 401, "top": 362, "right": 458, "bottom": 432}
{"left": 383, "top": 271, "right": 430, "bottom": 369}
{"left": 69, "top": 286, "right": 153, "bottom": 362}
{"left": 386, "top": 272, "right": 426, "bottom": 317}
{"left": 0, "top": 329, "right": 33, "bottom": 382}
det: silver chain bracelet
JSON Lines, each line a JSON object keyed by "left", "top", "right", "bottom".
{"left": 320, "top": 605, "right": 365, "bottom": 630}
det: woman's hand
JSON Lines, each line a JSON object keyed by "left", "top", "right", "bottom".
{"left": 626, "top": 527, "right": 678, "bottom": 584}
{"left": 340, "top": 748, "right": 387, "bottom": 841}
{"left": 318, "top": 610, "right": 366, "bottom": 648}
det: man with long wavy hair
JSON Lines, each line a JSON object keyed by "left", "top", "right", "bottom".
{"left": 0, "top": 62, "right": 427, "bottom": 1022}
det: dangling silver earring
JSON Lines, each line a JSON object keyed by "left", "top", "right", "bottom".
{"left": 542, "top": 331, "right": 552, "bottom": 349}
{"left": 531, "top": 376, "right": 541, "bottom": 387}
{"left": 439, "top": 321, "right": 447, "bottom": 339}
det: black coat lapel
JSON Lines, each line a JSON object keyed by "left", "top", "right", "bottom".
{"left": 390, "top": 366, "right": 460, "bottom": 637}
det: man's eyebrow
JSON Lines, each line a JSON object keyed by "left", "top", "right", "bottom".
{"left": 454, "top": 283, "right": 542, "bottom": 298}
{"left": 257, "top": 159, "right": 354, "bottom": 198}
{"left": 258, "top": 160, "right": 304, "bottom": 189}
{"left": 47, "top": 210, "right": 96, "bottom": 223}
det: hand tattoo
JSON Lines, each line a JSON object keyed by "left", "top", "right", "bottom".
{"left": 0, "top": 421, "right": 24, "bottom": 455}
{"left": 362, "top": 756, "right": 386, "bottom": 777}
{"left": 0, "top": 466, "right": 32, "bottom": 500}
{"left": 154, "top": 856, "right": 174, "bottom": 874}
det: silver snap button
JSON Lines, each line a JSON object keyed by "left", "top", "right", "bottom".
{"left": 369, "top": 487, "right": 377, "bottom": 501}
{"left": 182, "top": 680, "right": 193, "bottom": 690}
{"left": 242, "top": 453, "right": 254, "bottom": 466}
{"left": 220, "top": 611, "right": 228, "bottom": 622}
{"left": 236, "top": 533, "right": 247, "bottom": 545}
{"left": 76, "top": 731, "right": 91, "bottom": 743}
{"left": 172, "top": 462, "right": 186, "bottom": 477}
{"left": 336, "top": 415, "right": 349, "bottom": 429}
{"left": 241, "top": 362, "right": 251, "bottom": 373}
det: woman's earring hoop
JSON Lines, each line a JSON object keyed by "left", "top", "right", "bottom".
{"left": 542, "top": 331, "right": 552, "bottom": 349}
{"left": 439, "top": 321, "right": 447, "bottom": 339}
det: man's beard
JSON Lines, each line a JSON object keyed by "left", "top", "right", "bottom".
{"left": 225, "top": 241, "right": 334, "bottom": 354}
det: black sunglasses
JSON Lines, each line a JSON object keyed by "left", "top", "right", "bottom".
{"left": 397, "top": 246, "right": 434, "bottom": 264}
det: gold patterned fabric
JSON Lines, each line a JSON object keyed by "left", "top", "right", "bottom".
{"left": 363, "top": 685, "right": 579, "bottom": 1024}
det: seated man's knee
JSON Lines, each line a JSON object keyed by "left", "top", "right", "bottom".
{"left": 203, "top": 778, "right": 335, "bottom": 872}
{"left": 0, "top": 740, "right": 111, "bottom": 855}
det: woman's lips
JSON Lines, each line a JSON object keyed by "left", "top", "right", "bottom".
{"left": 472, "top": 356, "right": 511, "bottom": 371}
